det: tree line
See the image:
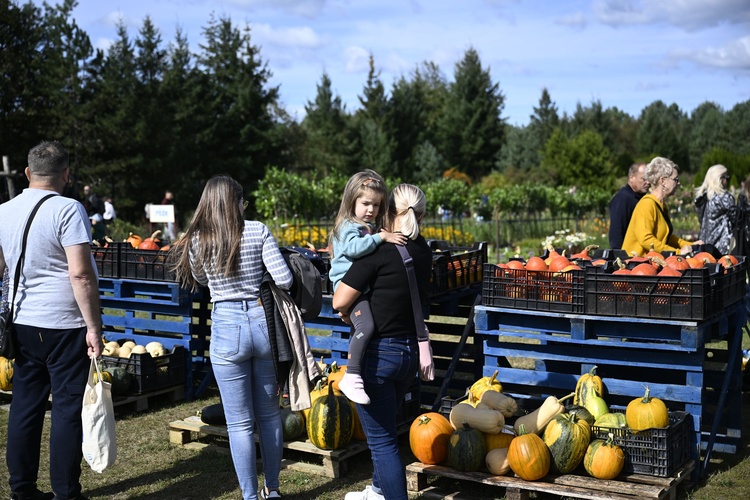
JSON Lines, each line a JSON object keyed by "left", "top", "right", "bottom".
{"left": 2, "top": 0, "right": 749, "bottom": 224}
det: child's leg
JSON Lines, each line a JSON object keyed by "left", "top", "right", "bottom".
{"left": 338, "top": 296, "right": 375, "bottom": 404}
{"left": 345, "top": 296, "right": 375, "bottom": 375}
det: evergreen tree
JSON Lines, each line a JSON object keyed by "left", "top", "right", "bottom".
{"left": 302, "top": 72, "right": 351, "bottom": 176}
{"left": 353, "top": 55, "right": 395, "bottom": 177}
{"left": 636, "top": 100, "right": 690, "bottom": 171}
{"left": 542, "top": 128, "right": 616, "bottom": 189}
{"left": 496, "top": 125, "right": 538, "bottom": 177}
{"left": 719, "top": 99, "right": 750, "bottom": 156}
{"left": 688, "top": 101, "right": 724, "bottom": 171}
{"left": 437, "top": 48, "right": 505, "bottom": 179}
{"left": 528, "top": 87, "right": 559, "bottom": 152}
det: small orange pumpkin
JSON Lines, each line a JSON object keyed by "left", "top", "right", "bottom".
{"left": 138, "top": 230, "right": 162, "bottom": 250}
{"left": 125, "top": 232, "right": 143, "bottom": 248}
{"left": 409, "top": 412, "right": 454, "bottom": 464}
{"left": 507, "top": 424, "right": 551, "bottom": 481}
{"left": 626, "top": 386, "right": 669, "bottom": 431}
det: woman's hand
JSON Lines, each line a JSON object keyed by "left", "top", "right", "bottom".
{"left": 337, "top": 311, "right": 352, "bottom": 325}
{"left": 379, "top": 229, "right": 408, "bottom": 246}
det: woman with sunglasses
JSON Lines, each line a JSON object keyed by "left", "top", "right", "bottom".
{"left": 622, "top": 157, "right": 702, "bottom": 256}
{"left": 694, "top": 164, "right": 737, "bottom": 256}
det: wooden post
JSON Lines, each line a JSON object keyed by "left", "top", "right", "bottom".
{"left": 2, "top": 156, "right": 16, "bottom": 199}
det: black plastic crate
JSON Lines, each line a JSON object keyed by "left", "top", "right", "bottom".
{"left": 431, "top": 242, "right": 487, "bottom": 295}
{"left": 481, "top": 263, "right": 585, "bottom": 313}
{"left": 591, "top": 411, "right": 691, "bottom": 477}
{"left": 101, "top": 344, "right": 186, "bottom": 394}
{"left": 91, "top": 242, "right": 129, "bottom": 278}
{"left": 584, "top": 265, "right": 718, "bottom": 320}
{"left": 120, "top": 246, "right": 176, "bottom": 281}
{"left": 438, "top": 394, "right": 469, "bottom": 419}
{"left": 714, "top": 257, "right": 746, "bottom": 308}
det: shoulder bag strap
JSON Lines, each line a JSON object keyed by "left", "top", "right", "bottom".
{"left": 8, "top": 194, "right": 56, "bottom": 318}
{"left": 395, "top": 244, "right": 428, "bottom": 341}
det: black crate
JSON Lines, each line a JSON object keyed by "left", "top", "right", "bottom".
{"left": 91, "top": 242, "right": 128, "bottom": 278}
{"left": 120, "top": 246, "right": 176, "bottom": 281}
{"left": 714, "top": 257, "right": 746, "bottom": 308}
{"left": 591, "top": 411, "right": 691, "bottom": 477}
{"left": 430, "top": 242, "right": 487, "bottom": 295}
{"left": 101, "top": 345, "right": 186, "bottom": 394}
{"left": 438, "top": 394, "right": 468, "bottom": 419}
{"left": 584, "top": 265, "right": 718, "bottom": 320}
{"left": 397, "top": 380, "right": 422, "bottom": 427}
{"left": 481, "top": 263, "right": 585, "bottom": 313}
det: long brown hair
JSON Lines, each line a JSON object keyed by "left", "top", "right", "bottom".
{"left": 329, "top": 169, "right": 388, "bottom": 251}
{"left": 172, "top": 175, "right": 245, "bottom": 291}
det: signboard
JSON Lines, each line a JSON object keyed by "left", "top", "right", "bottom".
{"left": 149, "top": 204, "right": 175, "bottom": 223}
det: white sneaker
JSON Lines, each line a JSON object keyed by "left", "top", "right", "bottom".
{"left": 344, "top": 485, "right": 385, "bottom": 500}
{"left": 338, "top": 372, "right": 371, "bottom": 405}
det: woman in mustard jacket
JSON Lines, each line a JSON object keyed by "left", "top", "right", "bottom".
{"left": 622, "top": 157, "right": 703, "bottom": 256}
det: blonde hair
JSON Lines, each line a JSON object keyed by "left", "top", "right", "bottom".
{"left": 172, "top": 175, "right": 245, "bottom": 290}
{"left": 695, "top": 164, "right": 728, "bottom": 200}
{"left": 329, "top": 169, "right": 388, "bottom": 248}
{"left": 386, "top": 184, "right": 426, "bottom": 240}
{"left": 645, "top": 157, "right": 678, "bottom": 188}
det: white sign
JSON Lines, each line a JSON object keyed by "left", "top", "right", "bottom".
{"left": 149, "top": 204, "right": 175, "bottom": 223}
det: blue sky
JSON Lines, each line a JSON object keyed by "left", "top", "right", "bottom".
{"left": 36, "top": 0, "right": 750, "bottom": 125}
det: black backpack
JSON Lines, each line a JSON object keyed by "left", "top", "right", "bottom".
{"left": 280, "top": 247, "right": 325, "bottom": 320}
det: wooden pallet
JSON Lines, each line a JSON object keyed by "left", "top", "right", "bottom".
{"left": 168, "top": 415, "right": 371, "bottom": 478}
{"left": 406, "top": 461, "right": 695, "bottom": 500}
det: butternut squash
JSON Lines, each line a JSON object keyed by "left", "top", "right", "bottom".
{"left": 449, "top": 403, "right": 505, "bottom": 434}
{"left": 486, "top": 447, "right": 512, "bottom": 476}
{"left": 479, "top": 390, "right": 518, "bottom": 418}
{"left": 513, "top": 393, "right": 574, "bottom": 435}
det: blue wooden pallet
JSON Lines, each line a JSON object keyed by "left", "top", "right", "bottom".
{"left": 99, "top": 278, "right": 212, "bottom": 399}
{"left": 473, "top": 301, "right": 746, "bottom": 479}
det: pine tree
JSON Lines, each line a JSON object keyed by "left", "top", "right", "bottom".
{"left": 302, "top": 72, "right": 351, "bottom": 176}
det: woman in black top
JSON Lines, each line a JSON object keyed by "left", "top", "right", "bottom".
{"left": 333, "top": 184, "right": 433, "bottom": 500}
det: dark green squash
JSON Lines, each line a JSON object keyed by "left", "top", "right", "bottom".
{"left": 565, "top": 404, "right": 595, "bottom": 426}
{"left": 542, "top": 413, "right": 591, "bottom": 473}
{"left": 103, "top": 366, "right": 131, "bottom": 395}
{"left": 198, "top": 403, "right": 226, "bottom": 425}
{"left": 446, "top": 423, "right": 486, "bottom": 472}
{"left": 280, "top": 407, "right": 306, "bottom": 441}
{"left": 306, "top": 383, "right": 353, "bottom": 450}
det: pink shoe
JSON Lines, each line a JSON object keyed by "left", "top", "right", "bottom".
{"left": 338, "top": 372, "right": 370, "bottom": 405}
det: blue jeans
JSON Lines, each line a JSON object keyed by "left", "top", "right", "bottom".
{"left": 356, "top": 336, "right": 418, "bottom": 500}
{"left": 210, "top": 300, "right": 283, "bottom": 500}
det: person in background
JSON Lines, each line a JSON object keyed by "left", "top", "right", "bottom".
{"left": 161, "top": 190, "right": 177, "bottom": 240}
{"left": 622, "top": 157, "right": 702, "bottom": 256}
{"left": 172, "top": 175, "right": 292, "bottom": 500}
{"left": 103, "top": 197, "right": 116, "bottom": 225}
{"left": 81, "top": 184, "right": 104, "bottom": 218}
{"left": 333, "top": 183, "right": 433, "bottom": 500}
{"left": 0, "top": 140, "right": 103, "bottom": 500}
{"left": 608, "top": 162, "right": 649, "bottom": 249}
{"left": 328, "top": 170, "right": 407, "bottom": 405}
{"left": 694, "top": 164, "right": 737, "bottom": 256}
{"left": 736, "top": 174, "right": 750, "bottom": 257}
{"left": 89, "top": 213, "right": 106, "bottom": 243}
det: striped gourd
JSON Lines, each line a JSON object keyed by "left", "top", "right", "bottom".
{"left": 574, "top": 366, "right": 604, "bottom": 407}
{"left": 542, "top": 413, "right": 591, "bottom": 473}
{"left": 306, "top": 382, "right": 354, "bottom": 450}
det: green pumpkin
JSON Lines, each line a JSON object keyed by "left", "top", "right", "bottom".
{"left": 306, "top": 383, "right": 353, "bottom": 450}
{"left": 104, "top": 366, "right": 131, "bottom": 395}
{"left": 565, "top": 405, "right": 595, "bottom": 426}
{"left": 280, "top": 407, "right": 306, "bottom": 441}
{"left": 542, "top": 413, "right": 591, "bottom": 473}
{"left": 594, "top": 412, "right": 628, "bottom": 429}
{"left": 447, "top": 423, "right": 486, "bottom": 472}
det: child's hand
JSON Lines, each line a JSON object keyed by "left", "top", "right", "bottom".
{"left": 380, "top": 230, "right": 408, "bottom": 246}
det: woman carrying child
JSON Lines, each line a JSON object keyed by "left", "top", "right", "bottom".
{"left": 328, "top": 170, "right": 407, "bottom": 404}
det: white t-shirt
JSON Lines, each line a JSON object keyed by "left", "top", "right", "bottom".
{"left": 0, "top": 188, "right": 94, "bottom": 329}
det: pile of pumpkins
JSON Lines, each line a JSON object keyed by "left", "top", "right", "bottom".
{"left": 124, "top": 230, "right": 171, "bottom": 251}
{"left": 198, "top": 360, "right": 368, "bottom": 450}
{"left": 410, "top": 367, "right": 671, "bottom": 481}
{"left": 100, "top": 339, "right": 169, "bottom": 396}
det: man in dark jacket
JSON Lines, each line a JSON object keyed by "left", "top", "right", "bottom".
{"left": 609, "top": 162, "right": 649, "bottom": 250}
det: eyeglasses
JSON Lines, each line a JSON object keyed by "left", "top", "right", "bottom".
{"left": 721, "top": 175, "right": 729, "bottom": 180}
{"left": 663, "top": 176, "right": 680, "bottom": 185}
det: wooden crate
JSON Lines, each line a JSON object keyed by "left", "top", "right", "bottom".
{"left": 406, "top": 461, "right": 695, "bottom": 500}
{"left": 168, "top": 415, "right": 372, "bottom": 478}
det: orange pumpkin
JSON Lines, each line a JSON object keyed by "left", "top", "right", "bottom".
{"left": 138, "top": 230, "right": 162, "bottom": 250}
{"left": 484, "top": 430, "right": 515, "bottom": 451}
{"left": 125, "top": 232, "right": 143, "bottom": 248}
{"left": 525, "top": 256, "right": 548, "bottom": 271}
{"left": 507, "top": 424, "right": 551, "bottom": 481}
{"left": 693, "top": 251, "right": 716, "bottom": 264}
{"left": 409, "top": 412, "right": 454, "bottom": 465}
{"left": 327, "top": 361, "right": 347, "bottom": 392}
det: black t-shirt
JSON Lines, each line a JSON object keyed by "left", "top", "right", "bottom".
{"left": 341, "top": 236, "right": 432, "bottom": 338}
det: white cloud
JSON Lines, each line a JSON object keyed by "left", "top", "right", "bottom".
{"left": 251, "top": 23, "right": 323, "bottom": 49}
{"left": 594, "top": 0, "right": 750, "bottom": 31}
{"left": 555, "top": 12, "right": 588, "bottom": 30}
{"left": 671, "top": 35, "right": 750, "bottom": 70}
{"left": 94, "top": 37, "right": 114, "bottom": 52}
{"left": 344, "top": 46, "right": 371, "bottom": 73}
{"left": 225, "top": 0, "right": 326, "bottom": 19}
